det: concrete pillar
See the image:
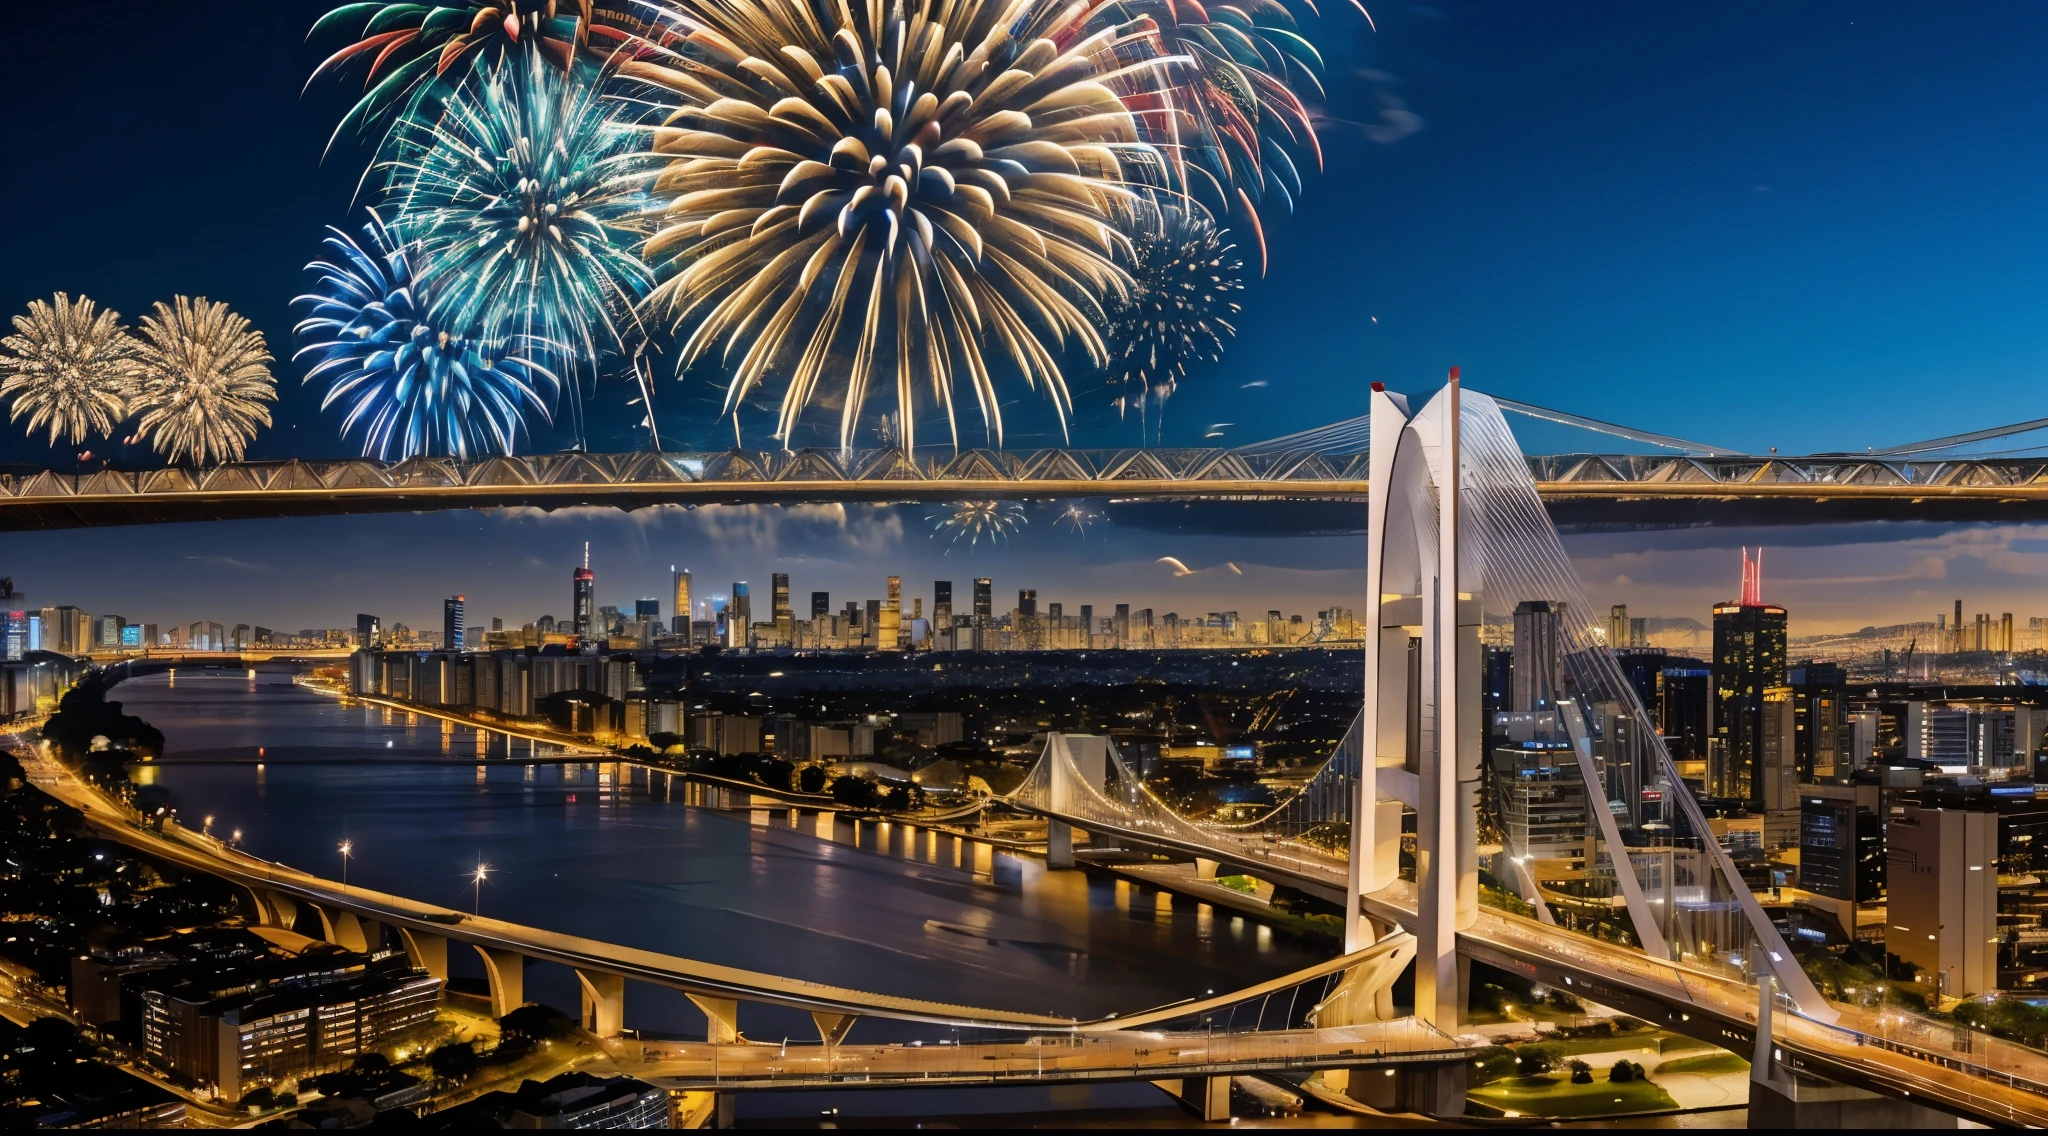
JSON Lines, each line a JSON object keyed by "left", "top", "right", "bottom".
{"left": 473, "top": 946, "right": 526, "bottom": 1018}
{"left": 1047, "top": 820, "right": 1074, "bottom": 869}
{"left": 1194, "top": 857, "right": 1219, "bottom": 881}
{"left": 574, "top": 969, "right": 625, "bottom": 1038}
{"left": 687, "top": 994, "right": 739, "bottom": 1044}
{"left": 399, "top": 928, "right": 448, "bottom": 982}
{"left": 264, "top": 890, "right": 298, "bottom": 932}
{"left": 811, "top": 1012, "right": 856, "bottom": 1048}
{"left": 317, "top": 908, "right": 370, "bottom": 952}
{"left": 1183, "top": 1075, "right": 1231, "bottom": 1121}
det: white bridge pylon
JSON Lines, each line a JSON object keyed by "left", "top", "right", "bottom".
{"left": 1007, "top": 372, "right": 1835, "bottom": 1033}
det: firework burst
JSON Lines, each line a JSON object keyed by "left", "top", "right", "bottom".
{"left": 624, "top": 0, "right": 1178, "bottom": 455}
{"left": 1053, "top": 500, "right": 1103, "bottom": 538}
{"left": 0, "top": 293, "right": 140, "bottom": 448}
{"left": 131, "top": 298, "right": 277, "bottom": 466}
{"left": 1092, "top": 0, "right": 1330, "bottom": 265}
{"left": 1104, "top": 207, "right": 1242, "bottom": 439}
{"left": 381, "top": 46, "right": 655, "bottom": 441}
{"left": 929, "top": 500, "right": 1027, "bottom": 549}
{"left": 295, "top": 211, "right": 559, "bottom": 460}
{"left": 308, "top": 1, "right": 629, "bottom": 141}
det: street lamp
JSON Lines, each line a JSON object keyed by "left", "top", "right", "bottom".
{"left": 473, "top": 863, "right": 489, "bottom": 916}
{"left": 338, "top": 840, "right": 352, "bottom": 893}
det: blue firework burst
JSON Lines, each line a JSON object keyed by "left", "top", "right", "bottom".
{"left": 294, "top": 210, "right": 558, "bottom": 460}
{"left": 378, "top": 46, "right": 652, "bottom": 443}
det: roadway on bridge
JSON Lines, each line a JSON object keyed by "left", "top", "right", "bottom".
{"left": 617, "top": 1020, "right": 1464, "bottom": 1092}
{"left": 1055, "top": 812, "right": 2048, "bottom": 1126}
{"left": 16, "top": 747, "right": 1074, "bottom": 1030}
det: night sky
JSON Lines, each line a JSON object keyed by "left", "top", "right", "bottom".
{"left": 4, "top": 2, "right": 2046, "bottom": 635}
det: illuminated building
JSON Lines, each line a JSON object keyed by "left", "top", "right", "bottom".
{"left": 444, "top": 595, "right": 465, "bottom": 651}
{"left": 672, "top": 567, "right": 692, "bottom": 641}
{"left": 572, "top": 544, "right": 596, "bottom": 640}
{"left": 1709, "top": 548, "right": 1787, "bottom": 803}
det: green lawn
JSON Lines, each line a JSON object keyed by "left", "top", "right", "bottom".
{"left": 1654, "top": 1052, "right": 1750, "bottom": 1076}
{"left": 1470, "top": 1074, "right": 1679, "bottom": 1118}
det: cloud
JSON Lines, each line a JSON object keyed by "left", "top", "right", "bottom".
{"left": 1362, "top": 98, "right": 1427, "bottom": 144}
{"left": 181, "top": 555, "right": 270, "bottom": 572}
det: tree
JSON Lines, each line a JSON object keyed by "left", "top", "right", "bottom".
{"left": 428, "top": 1041, "right": 479, "bottom": 1082}
{"left": 498, "top": 1003, "right": 576, "bottom": 1051}
{"left": 1567, "top": 1058, "right": 1593, "bottom": 1084}
{"left": 1515, "top": 1041, "right": 1563, "bottom": 1075}
{"left": 1609, "top": 1059, "right": 1638, "bottom": 1083}
{"left": 797, "top": 764, "right": 827, "bottom": 794}
{"left": 1469, "top": 1045, "right": 1517, "bottom": 1086}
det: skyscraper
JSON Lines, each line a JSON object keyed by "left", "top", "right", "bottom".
{"left": 730, "top": 582, "right": 751, "bottom": 647}
{"left": 811, "top": 591, "right": 830, "bottom": 619}
{"left": 879, "top": 576, "right": 902, "bottom": 650}
{"left": 672, "top": 567, "right": 692, "bottom": 639}
{"left": 443, "top": 596, "right": 465, "bottom": 651}
{"left": 357, "top": 613, "right": 381, "bottom": 649}
{"left": 573, "top": 544, "right": 596, "bottom": 640}
{"left": 773, "top": 573, "right": 793, "bottom": 644}
{"left": 1511, "top": 600, "right": 1563, "bottom": 712}
{"left": 1017, "top": 589, "right": 1039, "bottom": 650}
{"left": 1608, "top": 604, "right": 1628, "bottom": 648}
{"left": 1710, "top": 548, "right": 1788, "bottom": 803}
{"left": 933, "top": 581, "right": 953, "bottom": 631}
{"left": 972, "top": 578, "right": 992, "bottom": 650}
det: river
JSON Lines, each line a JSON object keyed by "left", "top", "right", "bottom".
{"left": 122, "top": 668, "right": 1330, "bottom": 1122}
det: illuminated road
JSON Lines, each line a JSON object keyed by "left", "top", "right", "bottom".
{"left": 1041, "top": 808, "right": 2048, "bottom": 1126}
{"left": 614, "top": 1020, "right": 1466, "bottom": 1091}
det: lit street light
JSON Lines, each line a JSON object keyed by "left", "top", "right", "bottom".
{"left": 473, "top": 863, "right": 489, "bottom": 916}
{"left": 339, "top": 840, "right": 353, "bottom": 893}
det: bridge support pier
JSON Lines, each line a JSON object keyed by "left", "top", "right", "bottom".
{"left": 1155, "top": 1076, "right": 1231, "bottom": 1122}
{"left": 1339, "top": 1062, "right": 1468, "bottom": 1119}
{"left": 473, "top": 946, "right": 526, "bottom": 1018}
{"left": 399, "top": 929, "right": 448, "bottom": 983}
{"left": 263, "top": 890, "right": 298, "bottom": 931}
{"left": 688, "top": 995, "right": 739, "bottom": 1044}
{"left": 574, "top": 969, "right": 625, "bottom": 1038}
{"left": 1047, "top": 820, "right": 1074, "bottom": 869}
{"left": 811, "top": 1012, "right": 856, "bottom": 1048}
{"left": 314, "top": 907, "right": 371, "bottom": 952}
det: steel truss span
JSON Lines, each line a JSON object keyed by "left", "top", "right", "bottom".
{"left": 10, "top": 448, "right": 2048, "bottom": 530}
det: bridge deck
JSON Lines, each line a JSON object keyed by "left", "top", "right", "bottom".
{"left": 10, "top": 449, "right": 2048, "bottom": 528}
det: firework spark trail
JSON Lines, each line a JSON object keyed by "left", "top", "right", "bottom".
{"left": 1054, "top": 501, "right": 1103, "bottom": 537}
{"left": 1104, "top": 205, "right": 1243, "bottom": 441}
{"left": 624, "top": 0, "right": 1189, "bottom": 456}
{"left": 307, "top": 1, "right": 632, "bottom": 146}
{"left": 0, "top": 294, "right": 140, "bottom": 448}
{"left": 131, "top": 298, "right": 276, "bottom": 466}
{"left": 295, "top": 210, "right": 561, "bottom": 460}
{"left": 1085, "top": 0, "right": 1331, "bottom": 237}
{"left": 929, "top": 500, "right": 1027, "bottom": 549}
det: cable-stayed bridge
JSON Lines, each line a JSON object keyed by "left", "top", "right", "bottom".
{"left": 8, "top": 395, "right": 2048, "bottom": 529}
{"left": 992, "top": 380, "right": 2048, "bottom": 1125}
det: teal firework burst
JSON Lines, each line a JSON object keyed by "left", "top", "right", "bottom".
{"left": 380, "top": 46, "right": 653, "bottom": 442}
{"left": 294, "top": 211, "right": 558, "bottom": 460}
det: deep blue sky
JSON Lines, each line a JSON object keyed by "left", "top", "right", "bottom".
{"left": 4, "top": 1, "right": 2046, "bottom": 632}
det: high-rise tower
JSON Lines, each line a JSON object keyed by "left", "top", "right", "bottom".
{"left": 572, "top": 543, "right": 596, "bottom": 640}
{"left": 1710, "top": 547, "right": 1788, "bottom": 802}
{"left": 879, "top": 576, "right": 902, "bottom": 650}
{"left": 444, "top": 595, "right": 466, "bottom": 651}
{"left": 672, "top": 567, "right": 693, "bottom": 640}
{"left": 1511, "top": 600, "right": 1563, "bottom": 711}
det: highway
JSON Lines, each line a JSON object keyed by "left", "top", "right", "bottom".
{"left": 614, "top": 1020, "right": 1467, "bottom": 1091}
{"left": 1039, "top": 805, "right": 2048, "bottom": 1126}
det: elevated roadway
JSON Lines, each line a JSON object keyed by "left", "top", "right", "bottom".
{"left": 1024, "top": 805, "right": 2048, "bottom": 1126}
{"left": 10, "top": 448, "right": 2048, "bottom": 530}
